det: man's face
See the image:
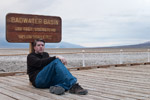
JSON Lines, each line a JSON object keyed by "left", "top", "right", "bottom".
{"left": 34, "top": 41, "right": 45, "bottom": 54}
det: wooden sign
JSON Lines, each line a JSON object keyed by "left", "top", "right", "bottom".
{"left": 6, "top": 13, "right": 61, "bottom": 43}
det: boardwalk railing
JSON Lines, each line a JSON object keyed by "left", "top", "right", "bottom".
{"left": 0, "top": 49, "right": 150, "bottom": 67}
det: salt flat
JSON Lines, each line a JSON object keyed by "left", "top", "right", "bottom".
{"left": 0, "top": 48, "right": 149, "bottom": 72}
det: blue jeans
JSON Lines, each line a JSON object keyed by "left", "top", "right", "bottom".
{"left": 35, "top": 59, "right": 77, "bottom": 90}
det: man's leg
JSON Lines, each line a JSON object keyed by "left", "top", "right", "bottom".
{"left": 35, "top": 59, "right": 77, "bottom": 90}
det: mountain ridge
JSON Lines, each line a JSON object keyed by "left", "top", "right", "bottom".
{"left": 0, "top": 39, "right": 84, "bottom": 48}
{"left": 105, "top": 41, "right": 150, "bottom": 48}
{"left": 0, "top": 39, "right": 150, "bottom": 48}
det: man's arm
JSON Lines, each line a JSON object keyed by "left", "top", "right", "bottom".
{"left": 27, "top": 54, "right": 56, "bottom": 68}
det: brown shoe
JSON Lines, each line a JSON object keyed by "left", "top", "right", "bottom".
{"left": 69, "top": 83, "right": 88, "bottom": 95}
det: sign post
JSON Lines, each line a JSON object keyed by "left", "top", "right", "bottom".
{"left": 29, "top": 43, "right": 34, "bottom": 53}
{"left": 6, "top": 13, "right": 62, "bottom": 53}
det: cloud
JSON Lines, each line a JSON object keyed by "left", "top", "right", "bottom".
{"left": 1, "top": 0, "right": 150, "bottom": 47}
{"left": 0, "top": 0, "right": 56, "bottom": 37}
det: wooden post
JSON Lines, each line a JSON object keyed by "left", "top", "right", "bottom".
{"left": 120, "top": 49, "right": 123, "bottom": 64}
{"left": 29, "top": 42, "right": 34, "bottom": 53}
{"left": 148, "top": 49, "right": 150, "bottom": 62}
{"left": 82, "top": 50, "right": 85, "bottom": 67}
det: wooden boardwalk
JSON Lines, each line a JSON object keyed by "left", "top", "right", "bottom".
{"left": 0, "top": 65, "right": 150, "bottom": 100}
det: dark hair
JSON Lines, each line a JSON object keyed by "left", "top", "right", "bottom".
{"left": 33, "top": 39, "right": 45, "bottom": 46}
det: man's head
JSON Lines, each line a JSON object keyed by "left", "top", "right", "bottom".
{"left": 33, "top": 39, "right": 45, "bottom": 54}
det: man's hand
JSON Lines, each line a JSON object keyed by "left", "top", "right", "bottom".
{"left": 56, "top": 56, "right": 67, "bottom": 65}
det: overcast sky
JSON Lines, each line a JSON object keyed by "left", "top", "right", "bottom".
{"left": 1, "top": 0, "right": 150, "bottom": 47}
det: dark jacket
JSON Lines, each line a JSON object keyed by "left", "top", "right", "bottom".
{"left": 27, "top": 52, "right": 56, "bottom": 87}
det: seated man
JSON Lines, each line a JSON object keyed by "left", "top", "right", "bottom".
{"left": 27, "top": 39, "right": 88, "bottom": 95}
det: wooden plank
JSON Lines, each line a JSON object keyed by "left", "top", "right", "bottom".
{"left": 16, "top": 86, "right": 70, "bottom": 100}
{"left": 79, "top": 71, "right": 150, "bottom": 84}
{"left": 80, "top": 77, "right": 150, "bottom": 97}
{"left": 70, "top": 67, "right": 150, "bottom": 99}
{"left": 0, "top": 87, "right": 34, "bottom": 100}
{"left": 0, "top": 76, "right": 96, "bottom": 100}
{"left": 73, "top": 66, "right": 150, "bottom": 81}
{"left": 83, "top": 85, "right": 147, "bottom": 100}
{"left": 0, "top": 65, "right": 150, "bottom": 99}
{"left": 0, "top": 93, "right": 16, "bottom": 100}
{"left": 63, "top": 92, "right": 112, "bottom": 100}
{"left": 77, "top": 77, "right": 149, "bottom": 99}
{"left": 73, "top": 69, "right": 150, "bottom": 90}
{"left": 2, "top": 86, "right": 54, "bottom": 100}
{"left": 0, "top": 81, "right": 56, "bottom": 100}
{"left": 13, "top": 77, "right": 108, "bottom": 100}
{"left": 0, "top": 75, "right": 115, "bottom": 100}
{"left": 0, "top": 76, "right": 28, "bottom": 86}
{"left": 0, "top": 72, "right": 26, "bottom": 77}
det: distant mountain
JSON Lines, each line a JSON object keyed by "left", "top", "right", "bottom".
{"left": 0, "top": 39, "right": 84, "bottom": 48}
{"left": 1, "top": 38, "right": 150, "bottom": 48}
{"left": 0, "top": 39, "right": 29, "bottom": 48}
{"left": 45, "top": 42, "right": 83, "bottom": 48}
{"left": 106, "top": 41, "right": 150, "bottom": 48}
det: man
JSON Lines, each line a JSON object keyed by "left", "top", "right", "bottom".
{"left": 27, "top": 39, "right": 88, "bottom": 95}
